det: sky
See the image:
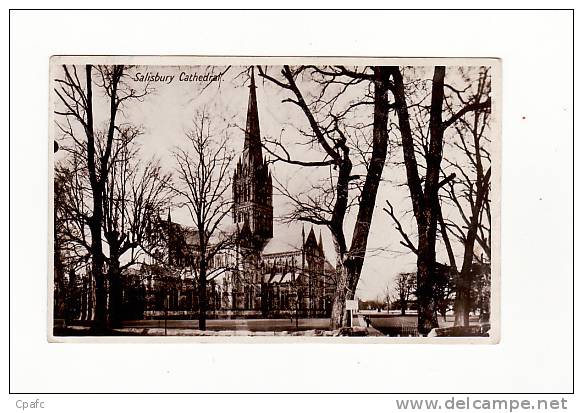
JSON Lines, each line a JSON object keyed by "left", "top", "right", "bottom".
{"left": 53, "top": 64, "right": 490, "bottom": 300}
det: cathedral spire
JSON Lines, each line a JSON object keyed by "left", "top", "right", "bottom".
{"left": 243, "top": 66, "right": 262, "bottom": 165}
{"left": 232, "top": 66, "right": 273, "bottom": 245}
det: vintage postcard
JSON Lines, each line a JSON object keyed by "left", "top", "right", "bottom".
{"left": 49, "top": 56, "right": 500, "bottom": 343}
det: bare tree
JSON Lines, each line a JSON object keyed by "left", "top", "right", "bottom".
{"left": 54, "top": 64, "right": 150, "bottom": 330}
{"left": 441, "top": 67, "right": 492, "bottom": 326}
{"left": 172, "top": 109, "right": 235, "bottom": 330}
{"left": 258, "top": 65, "right": 392, "bottom": 329}
{"left": 55, "top": 128, "right": 171, "bottom": 327}
{"left": 386, "top": 66, "right": 490, "bottom": 335}
{"left": 393, "top": 272, "right": 416, "bottom": 316}
{"left": 102, "top": 133, "right": 173, "bottom": 327}
{"left": 54, "top": 165, "right": 91, "bottom": 320}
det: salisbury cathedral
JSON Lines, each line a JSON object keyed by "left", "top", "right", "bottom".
{"left": 67, "top": 70, "right": 336, "bottom": 322}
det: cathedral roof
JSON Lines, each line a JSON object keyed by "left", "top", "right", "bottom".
{"left": 261, "top": 222, "right": 304, "bottom": 255}
{"left": 261, "top": 222, "right": 335, "bottom": 271}
{"left": 263, "top": 271, "right": 297, "bottom": 284}
{"left": 164, "top": 218, "right": 239, "bottom": 248}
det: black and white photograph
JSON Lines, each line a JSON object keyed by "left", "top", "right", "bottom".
{"left": 50, "top": 57, "right": 498, "bottom": 341}
{"left": 7, "top": 5, "right": 576, "bottom": 402}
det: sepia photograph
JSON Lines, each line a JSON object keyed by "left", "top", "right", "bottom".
{"left": 49, "top": 57, "right": 499, "bottom": 341}
{"left": 9, "top": 6, "right": 575, "bottom": 400}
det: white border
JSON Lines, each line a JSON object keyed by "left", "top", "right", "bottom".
{"left": 8, "top": 9, "right": 573, "bottom": 394}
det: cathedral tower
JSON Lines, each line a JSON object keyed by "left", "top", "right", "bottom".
{"left": 232, "top": 67, "right": 273, "bottom": 247}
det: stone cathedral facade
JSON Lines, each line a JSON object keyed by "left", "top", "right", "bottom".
{"left": 223, "top": 70, "right": 335, "bottom": 317}
{"left": 99, "top": 69, "right": 337, "bottom": 320}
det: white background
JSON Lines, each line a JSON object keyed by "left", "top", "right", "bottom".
{"left": 3, "top": 4, "right": 578, "bottom": 411}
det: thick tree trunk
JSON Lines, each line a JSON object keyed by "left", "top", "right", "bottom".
{"left": 454, "top": 240, "right": 476, "bottom": 327}
{"left": 107, "top": 249, "right": 123, "bottom": 329}
{"left": 89, "top": 219, "right": 107, "bottom": 332}
{"left": 453, "top": 169, "right": 491, "bottom": 326}
{"left": 329, "top": 67, "right": 391, "bottom": 330}
{"left": 346, "top": 66, "right": 390, "bottom": 292}
{"left": 453, "top": 237, "right": 478, "bottom": 327}
{"left": 454, "top": 285, "right": 471, "bottom": 327}
{"left": 85, "top": 65, "right": 108, "bottom": 333}
{"left": 416, "top": 187, "right": 442, "bottom": 335}
{"left": 416, "top": 232, "right": 439, "bottom": 335}
{"left": 329, "top": 237, "right": 348, "bottom": 329}
{"left": 391, "top": 66, "right": 447, "bottom": 336}
{"left": 198, "top": 261, "right": 207, "bottom": 331}
{"left": 330, "top": 266, "right": 349, "bottom": 329}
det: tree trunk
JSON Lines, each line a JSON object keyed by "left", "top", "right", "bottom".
{"left": 330, "top": 291, "right": 347, "bottom": 329}
{"left": 329, "top": 67, "right": 391, "bottom": 330}
{"left": 454, "top": 169, "right": 491, "bottom": 326}
{"left": 454, "top": 241, "right": 476, "bottom": 327}
{"left": 346, "top": 66, "right": 391, "bottom": 292}
{"left": 454, "top": 285, "right": 471, "bottom": 326}
{"left": 107, "top": 249, "right": 123, "bottom": 329}
{"left": 330, "top": 265, "right": 349, "bottom": 329}
{"left": 390, "top": 66, "right": 447, "bottom": 336}
{"left": 89, "top": 219, "right": 107, "bottom": 332}
{"left": 416, "top": 230, "right": 439, "bottom": 336}
{"left": 198, "top": 261, "right": 207, "bottom": 331}
{"left": 454, "top": 234, "right": 477, "bottom": 327}
{"left": 85, "top": 65, "right": 108, "bottom": 333}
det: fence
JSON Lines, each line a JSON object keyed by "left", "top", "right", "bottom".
{"left": 377, "top": 325, "right": 420, "bottom": 337}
